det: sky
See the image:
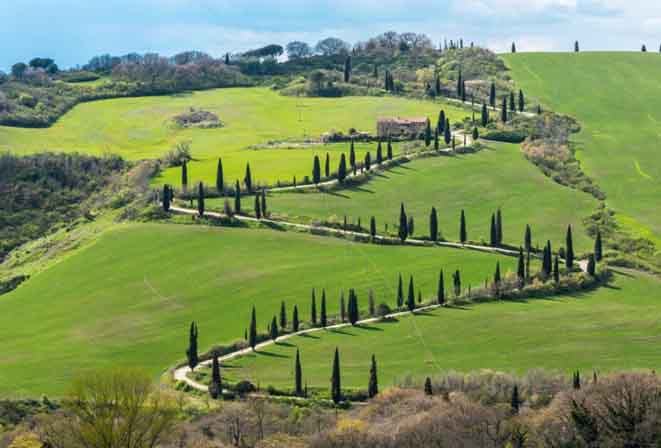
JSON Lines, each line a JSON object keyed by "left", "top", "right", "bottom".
{"left": 1, "top": 0, "right": 660, "bottom": 71}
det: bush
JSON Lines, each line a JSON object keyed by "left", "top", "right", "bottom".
{"left": 481, "top": 129, "right": 526, "bottom": 143}
{"left": 376, "top": 302, "right": 392, "bottom": 318}
{"left": 18, "top": 93, "right": 37, "bottom": 108}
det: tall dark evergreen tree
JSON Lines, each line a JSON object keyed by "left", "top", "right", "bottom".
{"left": 234, "top": 180, "right": 241, "bottom": 214}
{"left": 430, "top": 207, "right": 439, "bottom": 242}
{"left": 344, "top": 55, "right": 352, "bottom": 82}
{"left": 543, "top": 240, "right": 553, "bottom": 276}
{"left": 249, "top": 307, "right": 257, "bottom": 351}
{"left": 370, "top": 216, "right": 377, "bottom": 239}
{"left": 338, "top": 153, "right": 347, "bottom": 182}
{"left": 397, "top": 274, "right": 404, "bottom": 309}
{"left": 254, "top": 194, "right": 261, "bottom": 219}
{"left": 270, "top": 316, "right": 278, "bottom": 341}
{"left": 553, "top": 255, "right": 560, "bottom": 283}
{"left": 320, "top": 289, "right": 327, "bottom": 327}
{"left": 348, "top": 289, "right": 359, "bottom": 325}
{"left": 376, "top": 141, "right": 383, "bottom": 164}
{"left": 594, "top": 230, "right": 603, "bottom": 262}
{"left": 587, "top": 254, "right": 596, "bottom": 276}
{"left": 456, "top": 71, "right": 463, "bottom": 97}
{"left": 453, "top": 270, "right": 462, "bottom": 297}
{"left": 278, "top": 301, "right": 287, "bottom": 330}
{"left": 244, "top": 163, "right": 252, "bottom": 193}
{"left": 437, "top": 110, "right": 446, "bottom": 133}
{"left": 472, "top": 127, "right": 479, "bottom": 140}
{"left": 407, "top": 216, "right": 415, "bottom": 237}
{"left": 349, "top": 140, "right": 356, "bottom": 172}
{"left": 197, "top": 183, "right": 205, "bottom": 217}
{"left": 387, "top": 137, "right": 393, "bottom": 160}
{"left": 260, "top": 189, "right": 267, "bottom": 216}
{"left": 461, "top": 80, "right": 467, "bottom": 102}
{"left": 489, "top": 82, "right": 496, "bottom": 108}
{"left": 295, "top": 349, "right": 303, "bottom": 396}
{"left": 331, "top": 348, "right": 342, "bottom": 403}
{"left": 181, "top": 161, "right": 188, "bottom": 191}
{"left": 364, "top": 152, "right": 372, "bottom": 171}
{"left": 225, "top": 53, "right": 230, "bottom": 64}
{"left": 325, "top": 153, "right": 330, "bottom": 178}
{"left": 434, "top": 129, "right": 439, "bottom": 150}
{"left": 511, "top": 385, "right": 521, "bottom": 415}
{"left": 524, "top": 225, "right": 532, "bottom": 252}
{"left": 444, "top": 119, "right": 451, "bottom": 144}
{"left": 496, "top": 209, "right": 503, "bottom": 245}
{"left": 494, "top": 261, "right": 501, "bottom": 287}
{"left": 399, "top": 203, "right": 409, "bottom": 242}
{"left": 209, "top": 353, "right": 222, "bottom": 399}
{"left": 511, "top": 42, "right": 517, "bottom": 53}
{"left": 311, "top": 289, "right": 317, "bottom": 325}
{"left": 186, "top": 321, "right": 198, "bottom": 370}
{"left": 424, "top": 377, "right": 433, "bottom": 395}
{"left": 312, "top": 155, "right": 321, "bottom": 184}
{"left": 292, "top": 305, "right": 299, "bottom": 332}
{"left": 509, "top": 91, "right": 516, "bottom": 113}
{"left": 216, "top": 158, "right": 224, "bottom": 195}
{"left": 575, "top": 41, "right": 580, "bottom": 52}
{"left": 340, "top": 292, "right": 346, "bottom": 322}
{"left": 518, "top": 90, "right": 525, "bottom": 112}
{"left": 490, "top": 213, "right": 497, "bottom": 246}
{"left": 162, "top": 185, "right": 171, "bottom": 212}
{"left": 566, "top": 225, "right": 575, "bottom": 269}
{"left": 407, "top": 275, "right": 415, "bottom": 312}
{"left": 368, "top": 355, "right": 378, "bottom": 398}
{"left": 460, "top": 209, "right": 467, "bottom": 244}
{"left": 481, "top": 103, "right": 489, "bottom": 126}
{"left": 501, "top": 96, "right": 508, "bottom": 123}
{"left": 424, "top": 119, "right": 432, "bottom": 146}
{"left": 517, "top": 248, "right": 525, "bottom": 284}
{"left": 438, "top": 269, "right": 445, "bottom": 305}
{"left": 435, "top": 75, "right": 441, "bottom": 96}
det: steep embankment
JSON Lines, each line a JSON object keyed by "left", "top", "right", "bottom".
{"left": 503, "top": 52, "right": 661, "bottom": 246}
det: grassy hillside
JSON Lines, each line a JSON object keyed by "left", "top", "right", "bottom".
{"left": 0, "top": 87, "right": 469, "bottom": 187}
{"left": 224, "top": 271, "right": 661, "bottom": 390}
{"left": 503, "top": 52, "right": 661, "bottom": 246}
{"left": 208, "top": 142, "right": 599, "bottom": 253}
{"left": 0, "top": 223, "right": 513, "bottom": 396}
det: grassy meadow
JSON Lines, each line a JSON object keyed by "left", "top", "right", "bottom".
{"left": 0, "top": 87, "right": 469, "bottom": 187}
{"left": 504, "top": 52, "right": 661, "bottom": 246}
{"left": 207, "top": 142, "right": 599, "bottom": 253}
{"left": 0, "top": 223, "right": 514, "bottom": 396}
{"left": 223, "top": 270, "right": 661, "bottom": 390}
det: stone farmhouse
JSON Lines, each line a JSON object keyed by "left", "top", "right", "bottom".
{"left": 377, "top": 117, "right": 429, "bottom": 138}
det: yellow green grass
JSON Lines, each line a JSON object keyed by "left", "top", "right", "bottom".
{"left": 504, "top": 52, "right": 661, "bottom": 246}
{"left": 0, "top": 223, "right": 513, "bottom": 396}
{"left": 224, "top": 270, "right": 661, "bottom": 390}
{"left": 0, "top": 87, "right": 469, "bottom": 187}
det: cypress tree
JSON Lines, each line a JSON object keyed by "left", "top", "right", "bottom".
{"left": 376, "top": 140, "right": 383, "bottom": 164}
{"left": 344, "top": 55, "right": 352, "bottom": 82}
{"left": 490, "top": 82, "right": 496, "bottom": 108}
{"left": 348, "top": 289, "right": 359, "bottom": 325}
{"left": 331, "top": 348, "right": 342, "bottom": 404}
{"left": 573, "top": 371, "right": 581, "bottom": 389}
{"left": 424, "top": 119, "right": 432, "bottom": 146}
{"left": 434, "top": 129, "right": 439, "bottom": 150}
{"left": 216, "top": 158, "right": 224, "bottom": 195}
{"left": 444, "top": 118, "right": 451, "bottom": 145}
{"left": 453, "top": 270, "right": 461, "bottom": 297}
{"left": 524, "top": 225, "right": 532, "bottom": 252}
{"left": 642, "top": 44, "right": 647, "bottom": 52}
{"left": 234, "top": 180, "right": 242, "bottom": 214}
{"left": 501, "top": 96, "right": 508, "bottom": 123}
{"left": 460, "top": 209, "right": 467, "bottom": 243}
{"left": 244, "top": 163, "right": 252, "bottom": 193}
{"left": 490, "top": 213, "right": 497, "bottom": 246}
{"left": 197, "top": 182, "right": 205, "bottom": 217}
{"left": 209, "top": 353, "right": 222, "bottom": 399}
{"left": 325, "top": 153, "right": 330, "bottom": 178}
{"left": 254, "top": 194, "right": 261, "bottom": 219}
{"left": 295, "top": 349, "right": 303, "bottom": 396}
{"left": 368, "top": 355, "right": 378, "bottom": 398}
{"left": 292, "top": 305, "right": 299, "bottom": 332}
{"left": 311, "top": 289, "right": 317, "bottom": 325}
{"left": 186, "top": 321, "right": 198, "bottom": 370}
{"left": 566, "top": 225, "right": 575, "bottom": 269}
{"left": 435, "top": 75, "right": 441, "bottom": 96}
{"left": 340, "top": 292, "right": 346, "bottom": 322}
{"left": 430, "top": 207, "right": 438, "bottom": 242}
{"left": 511, "top": 385, "right": 520, "bottom": 415}
{"left": 349, "top": 140, "right": 356, "bottom": 172}
{"left": 261, "top": 190, "right": 267, "bottom": 216}
{"left": 424, "top": 377, "right": 433, "bottom": 396}
{"left": 181, "top": 161, "right": 188, "bottom": 191}
{"left": 225, "top": 53, "right": 230, "bottom": 64}
{"left": 517, "top": 248, "right": 525, "bottom": 284}
{"left": 538, "top": 104, "right": 543, "bottom": 115}
{"left": 509, "top": 91, "right": 516, "bottom": 113}
{"left": 472, "top": 127, "right": 479, "bottom": 140}
{"left": 364, "top": 152, "right": 372, "bottom": 171}
{"left": 511, "top": 42, "right": 517, "bottom": 53}
{"left": 249, "top": 307, "right": 257, "bottom": 351}
{"left": 407, "top": 275, "right": 415, "bottom": 312}
{"left": 518, "top": 90, "right": 525, "bottom": 112}
{"left": 370, "top": 216, "right": 376, "bottom": 239}
{"left": 373, "top": 64, "right": 378, "bottom": 78}
{"left": 456, "top": 71, "right": 462, "bottom": 97}
{"left": 438, "top": 269, "right": 445, "bottom": 305}
{"left": 496, "top": 209, "right": 503, "bottom": 245}
{"left": 481, "top": 103, "right": 489, "bottom": 126}
{"left": 574, "top": 41, "right": 580, "bottom": 52}
{"left": 162, "top": 185, "right": 171, "bottom": 212}
{"left": 397, "top": 274, "right": 404, "bottom": 309}
{"left": 270, "top": 316, "right": 278, "bottom": 341}
{"left": 544, "top": 240, "right": 553, "bottom": 276}
{"left": 338, "top": 153, "right": 347, "bottom": 182}
{"left": 494, "top": 261, "right": 501, "bottom": 286}
{"left": 407, "top": 216, "right": 414, "bottom": 237}
{"left": 312, "top": 155, "right": 321, "bottom": 184}
{"left": 437, "top": 110, "right": 446, "bottom": 133}
{"left": 320, "top": 289, "right": 327, "bottom": 327}
{"left": 594, "top": 230, "right": 603, "bottom": 261}
{"left": 553, "top": 255, "right": 560, "bottom": 283}
{"left": 461, "top": 80, "right": 467, "bottom": 102}
{"left": 399, "top": 203, "right": 408, "bottom": 242}
{"left": 387, "top": 137, "right": 393, "bottom": 160}
{"left": 280, "top": 301, "right": 287, "bottom": 329}
{"left": 587, "top": 254, "right": 596, "bottom": 276}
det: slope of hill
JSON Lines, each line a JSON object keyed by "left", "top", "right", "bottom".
{"left": 503, "top": 52, "right": 661, "bottom": 248}
{"left": 0, "top": 223, "right": 513, "bottom": 396}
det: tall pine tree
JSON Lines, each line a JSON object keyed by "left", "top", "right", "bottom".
{"left": 234, "top": 180, "right": 241, "bottom": 214}
{"left": 312, "top": 155, "right": 321, "bottom": 184}
{"left": 331, "top": 348, "right": 342, "bottom": 403}
{"left": 216, "top": 158, "right": 224, "bottom": 195}
{"left": 460, "top": 210, "right": 467, "bottom": 243}
{"left": 368, "top": 354, "right": 378, "bottom": 398}
{"left": 320, "top": 289, "right": 327, "bottom": 327}
{"left": 295, "top": 349, "right": 303, "bottom": 396}
{"left": 566, "top": 225, "right": 575, "bottom": 269}
{"left": 407, "top": 275, "right": 415, "bottom": 312}
{"left": 397, "top": 274, "right": 404, "bottom": 309}
{"left": 292, "top": 305, "right": 299, "bottom": 332}
{"left": 244, "top": 163, "right": 252, "bottom": 193}
{"left": 249, "top": 307, "right": 257, "bottom": 351}
{"left": 338, "top": 153, "right": 347, "bottom": 182}
{"left": 399, "top": 203, "right": 408, "bottom": 242}
{"left": 181, "top": 161, "right": 188, "bottom": 191}
{"left": 186, "top": 321, "right": 198, "bottom": 370}
{"left": 209, "top": 353, "right": 222, "bottom": 399}
{"left": 430, "top": 207, "right": 439, "bottom": 241}
{"left": 311, "top": 289, "right": 317, "bottom": 325}
{"left": 594, "top": 230, "right": 603, "bottom": 261}
{"left": 438, "top": 269, "right": 445, "bottom": 305}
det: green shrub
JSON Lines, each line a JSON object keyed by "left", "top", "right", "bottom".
{"left": 481, "top": 129, "right": 526, "bottom": 143}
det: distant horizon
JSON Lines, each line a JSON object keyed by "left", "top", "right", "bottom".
{"left": 2, "top": 0, "right": 660, "bottom": 72}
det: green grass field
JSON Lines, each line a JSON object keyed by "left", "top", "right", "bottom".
{"left": 207, "top": 142, "right": 598, "bottom": 253}
{"left": 504, "top": 52, "right": 661, "bottom": 245}
{"left": 223, "top": 270, "right": 661, "bottom": 390}
{"left": 0, "top": 223, "right": 513, "bottom": 396}
{"left": 0, "top": 87, "right": 469, "bottom": 187}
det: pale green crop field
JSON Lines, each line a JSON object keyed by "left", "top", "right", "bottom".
{"left": 504, "top": 52, "right": 661, "bottom": 245}
{"left": 0, "top": 87, "right": 469, "bottom": 187}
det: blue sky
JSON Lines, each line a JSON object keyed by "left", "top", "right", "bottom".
{"left": 1, "top": 0, "right": 659, "bottom": 71}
